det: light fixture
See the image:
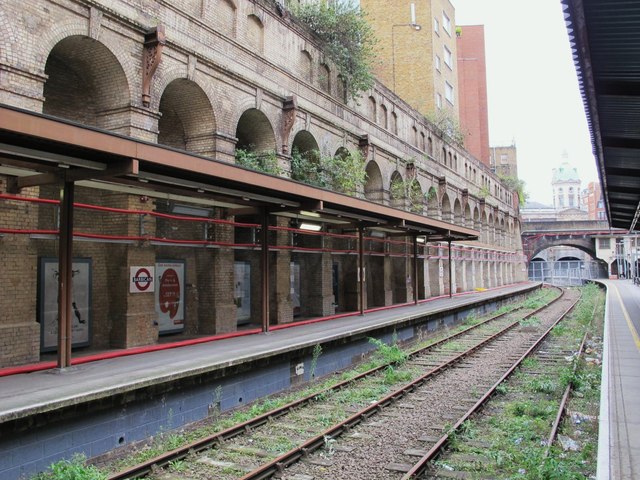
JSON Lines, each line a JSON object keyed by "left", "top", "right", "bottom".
{"left": 299, "top": 222, "right": 322, "bottom": 232}
{"left": 299, "top": 210, "right": 321, "bottom": 218}
{"left": 416, "top": 236, "right": 426, "bottom": 244}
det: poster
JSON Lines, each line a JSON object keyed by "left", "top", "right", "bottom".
{"left": 291, "top": 262, "right": 301, "bottom": 317}
{"left": 39, "top": 257, "right": 92, "bottom": 352}
{"left": 234, "top": 261, "right": 251, "bottom": 324}
{"left": 155, "top": 261, "right": 185, "bottom": 334}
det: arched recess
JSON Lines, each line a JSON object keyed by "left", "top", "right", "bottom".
{"left": 487, "top": 213, "right": 495, "bottom": 245}
{"left": 453, "top": 198, "right": 462, "bottom": 225}
{"left": 158, "top": 79, "right": 216, "bottom": 157}
{"left": 427, "top": 187, "right": 439, "bottom": 219}
{"left": 364, "top": 160, "right": 384, "bottom": 203}
{"left": 291, "top": 130, "right": 321, "bottom": 184}
{"left": 408, "top": 178, "right": 423, "bottom": 214}
{"left": 337, "top": 75, "right": 347, "bottom": 102}
{"left": 301, "top": 50, "right": 313, "bottom": 83}
{"left": 43, "top": 35, "right": 130, "bottom": 129}
{"left": 464, "top": 203, "right": 472, "bottom": 227}
{"left": 441, "top": 193, "right": 452, "bottom": 223}
{"left": 218, "top": 0, "right": 237, "bottom": 37}
{"left": 319, "top": 63, "right": 331, "bottom": 93}
{"left": 390, "top": 111, "right": 398, "bottom": 135}
{"left": 499, "top": 218, "right": 506, "bottom": 247}
{"left": 369, "top": 96, "right": 377, "bottom": 122}
{"left": 473, "top": 206, "right": 480, "bottom": 229}
{"left": 235, "top": 108, "right": 276, "bottom": 153}
{"left": 481, "top": 211, "right": 488, "bottom": 243}
{"left": 246, "top": 14, "right": 264, "bottom": 53}
{"left": 380, "top": 104, "right": 388, "bottom": 129}
{"left": 390, "top": 171, "right": 405, "bottom": 209}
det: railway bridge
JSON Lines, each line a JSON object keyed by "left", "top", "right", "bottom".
{"left": 520, "top": 220, "right": 613, "bottom": 260}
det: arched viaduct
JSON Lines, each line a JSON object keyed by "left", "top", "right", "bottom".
{"left": 0, "top": 0, "right": 525, "bottom": 368}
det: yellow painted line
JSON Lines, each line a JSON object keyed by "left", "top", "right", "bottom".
{"left": 612, "top": 283, "right": 640, "bottom": 351}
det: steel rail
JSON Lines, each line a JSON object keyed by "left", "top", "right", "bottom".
{"left": 238, "top": 297, "right": 562, "bottom": 480}
{"left": 401, "top": 288, "right": 581, "bottom": 479}
{"left": 543, "top": 329, "right": 589, "bottom": 458}
{"left": 108, "top": 287, "right": 558, "bottom": 480}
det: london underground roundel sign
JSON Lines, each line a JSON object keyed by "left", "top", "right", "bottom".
{"left": 130, "top": 266, "right": 155, "bottom": 293}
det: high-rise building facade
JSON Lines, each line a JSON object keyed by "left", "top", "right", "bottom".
{"left": 582, "top": 181, "right": 606, "bottom": 221}
{"left": 360, "top": 0, "right": 459, "bottom": 120}
{"left": 457, "top": 25, "right": 490, "bottom": 165}
{"left": 490, "top": 144, "right": 518, "bottom": 178}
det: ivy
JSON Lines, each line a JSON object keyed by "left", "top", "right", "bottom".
{"left": 391, "top": 177, "right": 425, "bottom": 213}
{"left": 291, "top": 148, "right": 367, "bottom": 196}
{"left": 235, "top": 148, "right": 283, "bottom": 176}
{"left": 424, "top": 109, "right": 465, "bottom": 146}
{"left": 289, "top": 0, "right": 378, "bottom": 101}
{"left": 498, "top": 174, "right": 529, "bottom": 205}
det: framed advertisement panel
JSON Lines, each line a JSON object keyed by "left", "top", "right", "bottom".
{"left": 234, "top": 261, "right": 251, "bottom": 324}
{"left": 38, "top": 257, "right": 92, "bottom": 352}
{"left": 155, "top": 260, "right": 185, "bottom": 334}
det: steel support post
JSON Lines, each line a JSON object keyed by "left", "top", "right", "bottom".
{"left": 413, "top": 235, "right": 419, "bottom": 305}
{"left": 359, "top": 226, "right": 365, "bottom": 315}
{"left": 261, "top": 209, "right": 270, "bottom": 332}
{"left": 57, "top": 181, "right": 74, "bottom": 369}
{"left": 448, "top": 239, "right": 453, "bottom": 298}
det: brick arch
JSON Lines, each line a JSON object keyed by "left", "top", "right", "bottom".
{"left": 37, "top": 20, "right": 135, "bottom": 98}
{"left": 441, "top": 193, "right": 452, "bottom": 222}
{"left": 464, "top": 203, "right": 472, "bottom": 227}
{"left": 389, "top": 170, "right": 405, "bottom": 208}
{"left": 157, "top": 78, "right": 216, "bottom": 157}
{"left": 43, "top": 35, "right": 131, "bottom": 129}
{"left": 291, "top": 129, "right": 320, "bottom": 155}
{"left": 0, "top": 7, "right": 17, "bottom": 66}
{"left": 235, "top": 107, "right": 277, "bottom": 153}
{"left": 365, "top": 160, "right": 384, "bottom": 203}
{"left": 427, "top": 186, "right": 439, "bottom": 218}
{"left": 453, "top": 198, "right": 462, "bottom": 225}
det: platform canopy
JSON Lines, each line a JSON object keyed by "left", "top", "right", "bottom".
{"left": 563, "top": 0, "right": 640, "bottom": 231}
{"left": 0, "top": 105, "right": 478, "bottom": 242}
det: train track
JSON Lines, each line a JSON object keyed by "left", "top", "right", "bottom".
{"left": 108, "top": 286, "right": 564, "bottom": 480}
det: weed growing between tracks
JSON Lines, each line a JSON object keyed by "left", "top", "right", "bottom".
{"left": 433, "top": 284, "right": 604, "bottom": 479}
{"left": 37, "top": 287, "right": 557, "bottom": 478}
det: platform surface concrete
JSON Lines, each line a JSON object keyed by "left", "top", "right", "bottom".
{"left": 0, "top": 282, "right": 539, "bottom": 424}
{"left": 598, "top": 280, "right": 640, "bottom": 480}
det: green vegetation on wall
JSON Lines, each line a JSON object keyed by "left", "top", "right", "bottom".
{"left": 289, "top": 0, "right": 378, "bottom": 101}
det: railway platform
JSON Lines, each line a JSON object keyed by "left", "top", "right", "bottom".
{"left": 0, "top": 281, "right": 539, "bottom": 479}
{"left": 597, "top": 279, "right": 640, "bottom": 480}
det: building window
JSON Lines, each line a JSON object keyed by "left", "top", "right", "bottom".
{"left": 597, "top": 199, "right": 604, "bottom": 208}
{"left": 598, "top": 211, "right": 606, "bottom": 220}
{"left": 435, "top": 55, "right": 441, "bottom": 72}
{"left": 436, "top": 92, "right": 442, "bottom": 108}
{"left": 599, "top": 238, "right": 610, "bottom": 249}
{"left": 442, "top": 12, "right": 451, "bottom": 35}
{"left": 444, "top": 46, "right": 453, "bottom": 68}
{"left": 445, "top": 82, "right": 454, "bottom": 104}
{"left": 434, "top": 17, "right": 439, "bottom": 34}
{"left": 500, "top": 153, "right": 508, "bottom": 164}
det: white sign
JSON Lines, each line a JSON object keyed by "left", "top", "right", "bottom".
{"left": 130, "top": 266, "right": 155, "bottom": 293}
{"left": 40, "top": 258, "right": 91, "bottom": 351}
{"left": 155, "top": 261, "right": 185, "bottom": 333}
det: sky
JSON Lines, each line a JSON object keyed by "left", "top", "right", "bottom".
{"left": 452, "top": 0, "right": 598, "bottom": 205}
